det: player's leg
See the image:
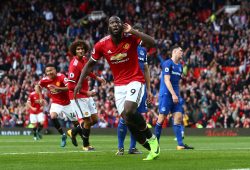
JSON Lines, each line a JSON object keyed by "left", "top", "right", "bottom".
{"left": 36, "top": 112, "right": 45, "bottom": 139}
{"left": 155, "top": 94, "right": 169, "bottom": 142}
{"left": 128, "top": 93, "right": 148, "bottom": 154}
{"left": 173, "top": 111, "right": 193, "bottom": 150}
{"left": 50, "top": 103, "right": 67, "bottom": 147}
{"left": 116, "top": 81, "right": 159, "bottom": 160}
{"left": 70, "top": 98, "right": 94, "bottom": 151}
{"left": 30, "top": 114, "right": 38, "bottom": 140}
{"left": 116, "top": 118, "right": 127, "bottom": 155}
{"left": 154, "top": 114, "right": 166, "bottom": 142}
{"left": 67, "top": 121, "right": 79, "bottom": 147}
{"left": 81, "top": 117, "right": 93, "bottom": 151}
{"left": 61, "top": 104, "right": 79, "bottom": 147}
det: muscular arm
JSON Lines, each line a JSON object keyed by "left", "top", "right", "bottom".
{"left": 144, "top": 64, "right": 151, "bottom": 92}
{"left": 130, "top": 29, "right": 155, "bottom": 48}
{"left": 74, "top": 59, "right": 96, "bottom": 97}
{"left": 79, "top": 59, "right": 96, "bottom": 85}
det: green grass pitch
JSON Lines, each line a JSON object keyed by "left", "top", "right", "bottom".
{"left": 0, "top": 135, "right": 250, "bottom": 170}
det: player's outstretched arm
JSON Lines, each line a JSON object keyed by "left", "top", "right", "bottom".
{"left": 74, "top": 58, "right": 96, "bottom": 98}
{"left": 123, "top": 23, "right": 155, "bottom": 48}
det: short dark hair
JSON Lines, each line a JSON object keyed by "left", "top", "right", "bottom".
{"left": 133, "top": 23, "right": 143, "bottom": 32}
{"left": 45, "top": 63, "right": 56, "bottom": 69}
{"left": 170, "top": 45, "right": 181, "bottom": 54}
{"left": 69, "top": 40, "right": 89, "bottom": 56}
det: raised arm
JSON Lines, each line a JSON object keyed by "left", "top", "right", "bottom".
{"left": 123, "top": 23, "right": 155, "bottom": 48}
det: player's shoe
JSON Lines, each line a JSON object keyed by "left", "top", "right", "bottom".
{"left": 67, "top": 129, "right": 78, "bottom": 147}
{"left": 143, "top": 136, "right": 160, "bottom": 160}
{"left": 82, "top": 145, "right": 95, "bottom": 151}
{"left": 128, "top": 148, "right": 142, "bottom": 154}
{"left": 115, "top": 148, "right": 124, "bottom": 155}
{"left": 61, "top": 133, "right": 67, "bottom": 147}
{"left": 177, "top": 144, "right": 194, "bottom": 150}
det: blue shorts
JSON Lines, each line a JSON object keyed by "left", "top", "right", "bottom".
{"left": 158, "top": 95, "right": 183, "bottom": 115}
{"left": 137, "top": 89, "right": 148, "bottom": 113}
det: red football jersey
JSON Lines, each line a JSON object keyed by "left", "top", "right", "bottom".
{"left": 27, "top": 92, "right": 43, "bottom": 114}
{"left": 91, "top": 34, "right": 145, "bottom": 85}
{"left": 68, "top": 56, "right": 96, "bottom": 99}
{"left": 39, "top": 73, "right": 70, "bottom": 105}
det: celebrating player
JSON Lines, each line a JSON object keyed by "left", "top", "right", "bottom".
{"left": 38, "top": 64, "right": 78, "bottom": 147}
{"left": 68, "top": 40, "right": 106, "bottom": 151}
{"left": 74, "top": 16, "right": 160, "bottom": 160}
{"left": 116, "top": 23, "right": 153, "bottom": 155}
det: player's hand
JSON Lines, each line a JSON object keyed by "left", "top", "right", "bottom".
{"left": 31, "top": 107, "right": 37, "bottom": 111}
{"left": 74, "top": 83, "right": 82, "bottom": 99}
{"left": 97, "top": 77, "right": 106, "bottom": 84}
{"left": 123, "top": 23, "right": 132, "bottom": 33}
{"left": 86, "top": 90, "right": 96, "bottom": 97}
{"left": 172, "top": 94, "right": 179, "bottom": 104}
{"left": 146, "top": 90, "right": 153, "bottom": 104}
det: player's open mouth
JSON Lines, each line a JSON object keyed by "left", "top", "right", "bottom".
{"left": 113, "top": 28, "right": 119, "bottom": 33}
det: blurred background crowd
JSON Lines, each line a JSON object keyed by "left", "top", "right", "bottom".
{"left": 0, "top": 0, "right": 249, "bottom": 129}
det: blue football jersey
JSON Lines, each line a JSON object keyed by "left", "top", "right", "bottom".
{"left": 159, "top": 59, "right": 183, "bottom": 97}
{"left": 137, "top": 45, "right": 147, "bottom": 73}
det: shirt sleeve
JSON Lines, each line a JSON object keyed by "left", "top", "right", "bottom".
{"left": 68, "top": 62, "right": 79, "bottom": 83}
{"left": 60, "top": 74, "right": 68, "bottom": 86}
{"left": 163, "top": 61, "right": 172, "bottom": 76}
{"left": 91, "top": 41, "right": 103, "bottom": 61}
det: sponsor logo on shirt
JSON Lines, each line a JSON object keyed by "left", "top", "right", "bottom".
{"left": 110, "top": 53, "right": 127, "bottom": 61}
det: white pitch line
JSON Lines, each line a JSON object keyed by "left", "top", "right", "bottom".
{"left": 0, "top": 150, "right": 102, "bottom": 155}
{"left": 1, "top": 148, "right": 250, "bottom": 156}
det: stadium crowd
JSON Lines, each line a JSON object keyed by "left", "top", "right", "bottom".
{"left": 0, "top": 0, "right": 249, "bottom": 129}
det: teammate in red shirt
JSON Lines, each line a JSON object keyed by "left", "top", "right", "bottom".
{"left": 38, "top": 63, "right": 79, "bottom": 147}
{"left": 74, "top": 16, "right": 159, "bottom": 160}
{"left": 68, "top": 40, "right": 106, "bottom": 151}
{"left": 26, "top": 85, "right": 45, "bottom": 140}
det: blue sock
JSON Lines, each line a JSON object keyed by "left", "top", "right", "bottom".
{"left": 154, "top": 122, "right": 162, "bottom": 142}
{"left": 173, "top": 124, "right": 184, "bottom": 146}
{"left": 117, "top": 118, "right": 127, "bottom": 149}
{"left": 129, "top": 133, "right": 136, "bottom": 149}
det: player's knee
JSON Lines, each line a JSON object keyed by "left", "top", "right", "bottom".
{"left": 72, "top": 121, "right": 79, "bottom": 127}
{"left": 124, "top": 101, "right": 137, "bottom": 115}
{"left": 91, "top": 114, "right": 98, "bottom": 125}
{"left": 157, "top": 114, "right": 165, "bottom": 124}
{"left": 83, "top": 118, "right": 91, "bottom": 128}
{"left": 174, "top": 113, "right": 182, "bottom": 125}
{"left": 50, "top": 112, "right": 57, "bottom": 119}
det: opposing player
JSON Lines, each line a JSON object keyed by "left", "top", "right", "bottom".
{"left": 116, "top": 23, "right": 153, "bottom": 155}
{"left": 155, "top": 46, "right": 194, "bottom": 150}
{"left": 74, "top": 16, "right": 160, "bottom": 160}
{"left": 68, "top": 40, "right": 106, "bottom": 151}
{"left": 38, "top": 63, "right": 78, "bottom": 147}
{"left": 26, "top": 85, "right": 45, "bottom": 140}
